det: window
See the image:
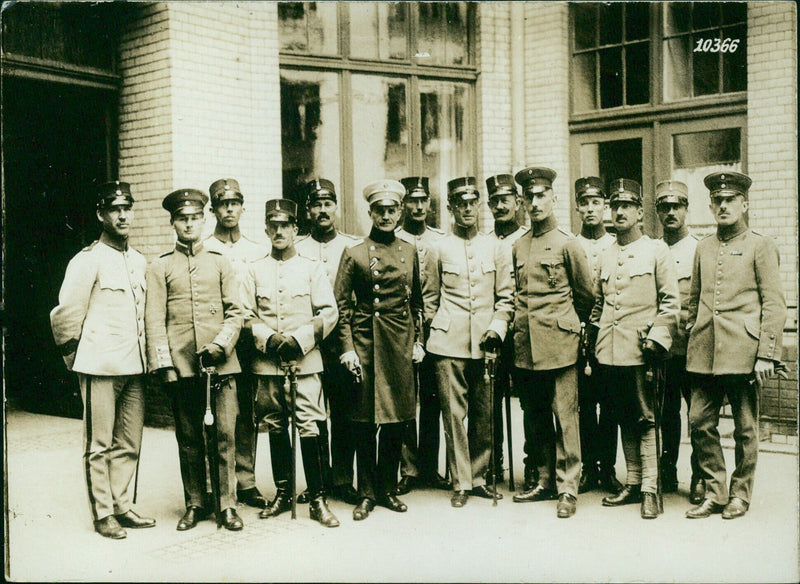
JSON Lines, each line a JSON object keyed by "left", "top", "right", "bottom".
{"left": 279, "top": 2, "right": 476, "bottom": 235}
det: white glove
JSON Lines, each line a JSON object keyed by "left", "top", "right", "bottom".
{"left": 340, "top": 351, "right": 361, "bottom": 375}
{"left": 412, "top": 342, "right": 425, "bottom": 364}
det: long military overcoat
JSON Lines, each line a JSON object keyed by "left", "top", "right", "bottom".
{"left": 334, "top": 233, "right": 422, "bottom": 424}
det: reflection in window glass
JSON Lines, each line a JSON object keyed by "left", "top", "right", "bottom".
{"left": 445, "top": 2, "right": 468, "bottom": 65}
{"left": 351, "top": 75, "right": 408, "bottom": 235}
{"left": 419, "top": 80, "right": 474, "bottom": 229}
{"left": 280, "top": 69, "right": 341, "bottom": 234}
{"left": 279, "top": 3, "right": 307, "bottom": 52}
{"left": 350, "top": 3, "right": 407, "bottom": 61}
{"left": 418, "top": 3, "right": 444, "bottom": 64}
{"left": 279, "top": 2, "right": 338, "bottom": 55}
{"left": 672, "top": 128, "right": 742, "bottom": 233}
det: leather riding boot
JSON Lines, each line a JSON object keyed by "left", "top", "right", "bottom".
{"left": 602, "top": 484, "right": 642, "bottom": 506}
{"left": 661, "top": 461, "right": 678, "bottom": 493}
{"left": 261, "top": 432, "right": 293, "bottom": 519}
{"left": 302, "top": 436, "right": 340, "bottom": 528}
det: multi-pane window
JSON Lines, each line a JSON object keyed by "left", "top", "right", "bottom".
{"left": 572, "top": 2, "right": 651, "bottom": 112}
{"left": 279, "top": 2, "right": 476, "bottom": 235}
{"left": 663, "top": 2, "right": 747, "bottom": 101}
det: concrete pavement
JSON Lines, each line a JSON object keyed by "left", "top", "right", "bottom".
{"left": 4, "top": 405, "right": 799, "bottom": 583}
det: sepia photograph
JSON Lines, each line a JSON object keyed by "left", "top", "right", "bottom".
{"left": 2, "top": 1, "right": 798, "bottom": 582}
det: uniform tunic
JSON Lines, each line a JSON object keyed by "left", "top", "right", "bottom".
{"left": 335, "top": 231, "right": 423, "bottom": 424}
{"left": 50, "top": 235, "right": 147, "bottom": 521}
{"left": 577, "top": 232, "right": 616, "bottom": 287}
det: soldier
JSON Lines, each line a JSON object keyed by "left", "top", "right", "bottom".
{"left": 204, "top": 178, "right": 268, "bottom": 510}
{"left": 294, "top": 178, "right": 362, "bottom": 506}
{"left": 334, "top": 180, "right": 425, "bottom": 521}
{"left": 395, "top": 176, "right": 449, "bottom": 495}
{"left": 427, "top": 176, "right": 514, "bottom": 508}
{"left": 654, "top": 180, "right": 702, "bottom": 503}
{"left": 485, "top": 173, "right": 529, "bottom": 488}
{"left": 685, "top": 172, "right": 787, "bottom": 520}
{"left": 573, "top": 176, "right": 623, "bottom": 495}
{"left": 145, "top": 188, "right": 245, "bottom": 531}
{"left": 241, "top": 198, "right": 340, "bottom": 528}
{"left": 588, "top": 179, "right": 679, "bottom": 520}
{"left": 50, "top": 181, "right": 155, "bottom": 539}
{"left": 509, "top": 167, "right": 594, "bottom": 518}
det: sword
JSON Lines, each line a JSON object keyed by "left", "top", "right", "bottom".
{"left": 200, "top": 356, "right": 223, "bottom": 527}
{"left": 282, "top": 360, "right": 299, "bottom": 520}
{"left": 484, "top": 350, "right": 499, "bottom": 507}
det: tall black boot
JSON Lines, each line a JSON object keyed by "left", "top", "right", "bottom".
{"left": 260, "top": 432, "right": 292, "bottom": 519}
{"left": 298, "top": 421, "right": 330, "bottom": 505}
{"left": 301, "top": 436, "right": 340, "bottom": 528}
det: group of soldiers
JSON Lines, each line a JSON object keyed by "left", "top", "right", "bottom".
{"left": 50, "top": 165, "right": 787, "bottom": 539}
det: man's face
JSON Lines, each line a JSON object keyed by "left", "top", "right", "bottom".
{"left": 709, "top": 194, "right": 747, "bottom": 227}
{"left": 403, "top": 195, "right": 430, "bottom": 223}
{"left": 369, "top": 202, "right": 401, "bottom": 232}
{"left": 266, "top": 219, "right": 298, "bottom": 249}
{"left": 523, "top": 188, "right": 555, "bottom": 223}
{"left": 307, "top": 198, "right": 338, "bottom": 230}
{"left": 577, "top": 195, "right": 606, "bottom": 227}
{"left": 97, "top": 203, "right": 134, "bottom": 239}
{"left": 448, "top": 197, "right": 479, "bottom": 228}
{"left": 610, "top": 201, "right": 643, "bottom": 233}
{"left": 171, "top": 211, "right": 205, "bottom": 243}
{"left": 212, "top": 199, "right": 243, "bottom": 229}
{"left": 657, "top": 201, "right": 688, "bottom": 232}
{"left": 488, "top": 193, "right": 519, "bottom": 223}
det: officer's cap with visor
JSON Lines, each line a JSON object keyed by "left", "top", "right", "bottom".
{"left": 515, "top": 167, "right": 557, "bottom": 197}
{"left": 208, "top": 178, "right": 243, "bottom": 207}
{"left": 655, "top": 180, "right": 689, "bottom": 207}
{"left": 306, "top": 178, "right": 337, "bottom": 205}
{"left": 447, "top": 177, "right": 480, "bottom": 203}
{"left": 163, "top": 189, "right": 209, "bottom": 217}
{"left": 265, "top": 198, "right": 298, "bottom": 224}
{"left": 400, "top": 177, "right": 430, "bottom": 199}
{"left": 574, "top": 176, "right": 606, "bottom": 202}
{"left": 97, "top": 181, "right": 134, "bottom": 209}
{"left": 704, "top": 171, "right": 752, "bottom": 201}
{"left": 363, "top": 179, "right": 405, "bottom": 207}
{"left": 486, "top": 174, "right": 518, "bottom": 199}
{"left": 608, "top": 178, "right": 643, "bottom": 207}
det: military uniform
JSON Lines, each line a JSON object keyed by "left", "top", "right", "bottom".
{"left": 334, "top": 180, "right": 424, "bottom": 509}
{"left": 241, "top": 198, "right": 340, "bottom": 526}
{"left": 395, "top": 176, "right": 447, "bottom": 488}
{"left": 427, "top": 177, "right": 514, "bottom": 502}
{"left": 204, "top": 178, "right": 268, "bottom": 505}
{"left": 295, "top": 178, "right": 362, "bottom": 499}
{"left": 510, "top": 168, "right": 594, "bottom": 516}
{"left": 50, "top": 181, "right": 152, "bottom": 538}
{"left": 654, "top": 180, "right": 701, "bottom": 497}
{"left": 145, "top": 189, "right": 243, "bottom": 526}
{"left": 589, "top": 179, "right": 679, "bottom": 518}
{"left": 485, "top": 173, "right": 529, "bottom": 486}
{"left": 574, "top": 176, "right": 620, "bottom": 493}
{"left": 686, "top": 172, "right": 786, "bottom": 518}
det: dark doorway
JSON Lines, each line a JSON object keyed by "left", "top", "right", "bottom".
{"left": 2, "top": 76, "right": 117, "bottom": 418}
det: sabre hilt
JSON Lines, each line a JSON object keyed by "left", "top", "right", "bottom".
{"left": 200, "top": 356, "right": 217, "bottom": 426}
{"left": 483, "top": 351, "right": 497, "bottom": 384}
{"left": 580, "top": 322, "right": 592, "bottom": 376}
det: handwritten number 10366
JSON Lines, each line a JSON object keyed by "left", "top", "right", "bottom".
{"left": 694, "top": 38, "right": 740, "bottom": 52}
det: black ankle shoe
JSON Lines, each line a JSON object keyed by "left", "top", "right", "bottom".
{"left": 260, "top": 489, "right": 292, "bottom": 519}
{"left": 310, "top": 495, "right": 340, "bottom": 527}
{"left": 602, "top": 484, "right": 642, "bottom": 506}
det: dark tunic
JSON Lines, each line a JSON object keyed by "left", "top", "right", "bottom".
{"left": 334, "top": 227, "right": 423, "bottom": 424}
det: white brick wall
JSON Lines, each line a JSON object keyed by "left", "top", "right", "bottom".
{"left": 747, "top": 1, "right": 798, "bottom": 330}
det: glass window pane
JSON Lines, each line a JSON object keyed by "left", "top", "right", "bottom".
{"left": 418, "top": 3, "right": 444, "bottom": 64}
{"left": 419, "top": 80, "right": 474, "bottom": 229}
{"left": 280, "top": 69, "right": 341, "bottom": 234}
{"left": 692, "top": 3, "right": 719, "bottom": 30}
{"left": 693, "top": 38, "right": 719, "bottom": 96}
{"left": 722, "top": 25, "right": 747, "bottom": 93}
{"left": 279, "top": 3, "right": 308, "bottom": 52}
{"left": 307, "top": 2, "right": 338, "bottom": 55}
{"left": 672, "top": 128, "right": 742, "bottom": 233}
{"left": 351, "top": 75, "right": 409, "bottom": 235}
{"left": 599, "top": 47, "right": 623, "bottom": 108}
{"left": 349, "top": 3, "right": 378, "bottom": 59}
{"left": 572, "top": 52, "right": 597, "bottom": 112}
{"left": 573, "top": 3, "right": 596, "bottom": 50}
{"left": 664, "top": 2, "right": 691, "bottom": 36}
{"left": 445, "top": 2, "right": 468, "bottom": 65}
{"left": 626, "top": 42, "right": 649, "bottom": 105}
{"left": 599, "top": 3, "right": 622, "bottom": 45}
{"left": 722, "top": 2, "right": 747, "bottom": 25}
{"left": 382, "top": 3, "right": 407, "bottom": 60}
{"left": 664, "top": 36, "right": 692, "bottom": 101}
{"left": 625, "top": 3, "right": 650, "bottom": 41}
